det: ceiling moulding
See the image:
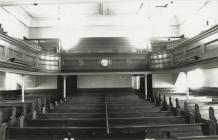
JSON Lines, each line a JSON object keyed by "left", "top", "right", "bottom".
{"left": 29, "top": 15, "right": 150, "bottom": 27}
{"left": 0, "top": 0, "right": 146, "bottom": 6}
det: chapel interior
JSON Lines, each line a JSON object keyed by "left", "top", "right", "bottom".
{"left": 1, "top": 0, "right": 218, "bottom": 140}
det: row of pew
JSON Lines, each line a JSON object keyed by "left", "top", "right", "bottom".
{"left": 152, "top": 89, "right": 218, "bottom": 139}
{"left": 0, "top": 90, "right": 59, "bottom": 140}
{"left": 3, "top": 90, "right": 218, "bottom": 139}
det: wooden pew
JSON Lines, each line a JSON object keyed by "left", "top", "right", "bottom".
{"left": 109, "top": 111, "right": 174, "bottom": 118}
{"left": 0, "top": 102, "right": 33, "bottom": 117}
{"left": 5, "top": 94, "right": 106, "bottom": 139}
{"left": 26, "top": 118, "right": 106, "bottom": 127}
{"left": 0, "top": 99, "right": 41, "bottom": 129}
{"left": 110, "top": 123, "right": 205, "bottom": 138}
{"left": 4, "top": 90, "right": 210, "bottom": 140}
{"left": 154, "top": 92, "right": 218, "bottom": 135}
{"left": 0, "top": 93, "right": 58, "bottom": 124}
{"left": 37, "top": 112, "right": 105, "bottom": 119}
{"left": 106, "top": 92, "right": 204, "bottom": 138}
{"left": 0, "top": 107, "right": 16, "bottom": 127}
{"left": 109, "top": 116, "right": 186, "bottom": 126}
{"left": 63, "top": 100, "right": 104, "bottom": 104}
{"left": 178, "top": 135, "right": 218, "bottom": 140}
{"left": 6, "top": 126, "right": 106, "bottom": 139}
{"left": 57, "top": 104, "right": 104, "bottom": 108}
{"left": 51, "top": 107, "right": 105, "bottom": 113}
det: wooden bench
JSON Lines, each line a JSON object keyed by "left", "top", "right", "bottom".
{"left": 26, "top": 118, "right": 106, "bottom": 127}
{"left": 109, "top": 116, "right": 186, "bottom": 126}
{"left": 51, "top": 108, "right": 105, "bottom": 113}
{"left": 154, "top": 93, "right": 217, "bottom": 134}
{"left": 109, "top": 111, "right": 174, "bottom": 118}
{"left": 37, "top": 113, "right": 105, "bottom": 119}
{"left": 0, "top": 107, "right": 16, "bottom": 126}
{"left": 6, "top": 127, "right": 106, "bottom": 139}
{"left": 58, "top": 104, "right": 104, "bottom": 108}
{"left": 178, "top": 135, "right": 218, "bottom": 140}
{"left": 0, "top": 102, "right": 33, "bottom": 117}
{"left": 110, "top": 123, "right": 205, "bottom": 138}
{"left": 3, "top": 90, "right": 210, "bottom": 139}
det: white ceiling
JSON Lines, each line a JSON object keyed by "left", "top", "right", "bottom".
{"left": 1, "top": 0, "right": 209, "bottom": 28}
{"left": 22, "top": 3, "right": 100, "bottom": 17}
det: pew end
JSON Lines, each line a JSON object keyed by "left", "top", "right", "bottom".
{"left": 0, "top": 123, "right": 7, "bottom": 140}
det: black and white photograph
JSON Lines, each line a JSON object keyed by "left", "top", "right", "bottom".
{"left": 0, "top": 0, "right": 218, "bottom": 139}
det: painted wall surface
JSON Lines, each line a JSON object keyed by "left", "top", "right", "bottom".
{"left": 0, "top": 72, "right": 57, "bottom": 90}
{"left": 179, "top": 1, "right": 218, "bottom": 38}
{"left": 174, "top": 68, "right": 218, "bottom": 90}
{"left": 35, "top": 75, "right": 57, "bottom": 89}
{"left": 77, "top": 75, "right": 132, "bottom": 89}
{"left": 0, "top": 73, "right": 36, "bottom": 90}
{"left": 197, "top": 68, "right": 218, "bottom": 87}
{"left": 29, "top": 24, "right": 179, "bottom": 39}
{"left": 0, "top": 72, "right": 5, "bottom": 90}
{"left": 0, "top": 8, "right": 29, "bottom": 39}
{"left": 152, "top": 74, "right": 178, "bottom": 88}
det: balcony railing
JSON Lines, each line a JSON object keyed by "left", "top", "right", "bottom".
{"left": 1, "top": 25, "right": 218, "bottom": 72}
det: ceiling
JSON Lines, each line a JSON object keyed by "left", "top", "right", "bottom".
{"left": 0, "top": 0, "right": 209, "bottom": 28}
{"left": 0, "top": 0, "right": 213, "bottom": 50}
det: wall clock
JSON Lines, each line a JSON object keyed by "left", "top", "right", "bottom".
{"left": 100, "top": 58, "right": 111, "bottom": 67}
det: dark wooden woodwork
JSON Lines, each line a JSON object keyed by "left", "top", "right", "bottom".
{"left": 109, "top": 111, "right": 174, "bottom": 118}
{"left": 179, "top": 135, "right": 218, "bottom": 140}
{"left": 169, "top": 97, "right": 173, "bottom": 111}
{"left": 61, "top": 53, "right": 148, "bottom": 72}
{"left": 139, "top": 76, "right": 145, "bottom": 98}
{"left": 184, "top": 102, "right": 195, "bottom": 123}
{"left": 176, "top": 98, "right": 181, "bottom": 116}
{"left": 109, "top": 116, "right": 185, "bottom": 126}
{"left": 147, "top": 74, "right": 153, "bottom": 101}
{"left": 208, "top": 107, "right": 218, "bottom": 135}
{"left": 66, "top": 75, "right": 77, "bottom": 97}
{"left": 27, "top": 119, "right": 106, "bottom": 127}
{"left": 62, "top": 37, "right": 137, "bottom": 53}
{"left": 3, "top": 89, "right": 213, "bottom": 139}
{"left": 110, "top": 123, "right": 204, "bottom": 138}
{"left": 162, "top": 95, "right": 167, "bottom": 111}
{"left": 38, "top": 113, "right": 105, "bottom": 119}
{"left": 57, "top": 76, "right": 63, "bottom": 99}
{"left": 194, "top": 104, "right": 202, "bottom": 123}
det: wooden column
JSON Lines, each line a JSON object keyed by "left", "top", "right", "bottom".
{"left": 185, "top": 72, "right": 189, "bottom": 100}
{"left": 21, "top": 75, "right": 25, "bottom": 103}
{"left": 63, "top": 75, "right": 67, "bottom": 100}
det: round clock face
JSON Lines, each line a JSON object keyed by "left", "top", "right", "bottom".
{"left": 100, "top": 58, "right": 111, "bottom": 67}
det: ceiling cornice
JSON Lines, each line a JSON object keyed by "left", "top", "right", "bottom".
{"left": 0, "top": 0, "right": 145, "bottom": 6}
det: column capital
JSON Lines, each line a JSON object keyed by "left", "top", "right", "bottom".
{"left": 63, "top": 75, "right": 67, "bottom": 78}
